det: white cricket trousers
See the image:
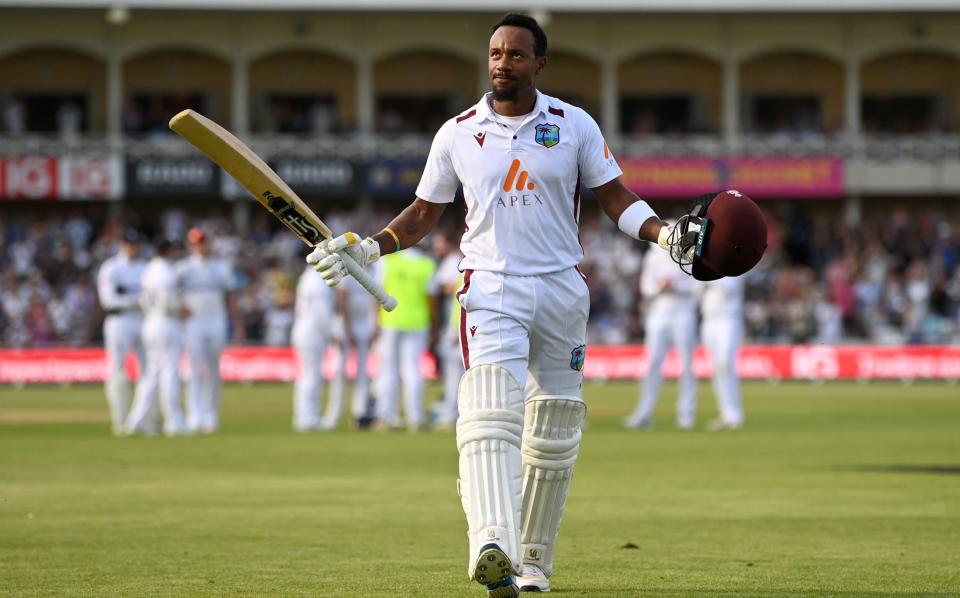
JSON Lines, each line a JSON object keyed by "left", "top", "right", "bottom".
{"left": 102, "top": 313, "right": 144, "bottom": 435}
{"left": 376, "top": 328, "right": 428, "bottom": 428}
{"left": 702, "top": 316, "right": 744, "bottom": 425}
{"left": 633, "top": 305, "right": 698, "bottom": 427}
{"left": 435, "top": 334, "right": 465, "bottom": 425}
{"left": 457, "top": 268, "right": 589, "bottom": 397}
{"left": 329, "top": 335, "right": 374, "bottom": 421}
{"left": 126, "top": 316, "right": 186, "bottom": 435}
{"left": 292, "top": 335, "right": 329, "bottom": 431}
{"left": 183, "top": 316, "right": 227, "bottom": 433}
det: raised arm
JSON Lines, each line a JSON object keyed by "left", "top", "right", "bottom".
{"left": 306, "top": 198, "right": 447, "bottom": 288}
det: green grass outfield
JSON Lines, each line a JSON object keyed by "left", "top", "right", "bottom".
{"left": 1, "top": 381, "right": 958, "bottom": 597}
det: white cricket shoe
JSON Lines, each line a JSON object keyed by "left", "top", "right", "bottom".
{"left": 471, "top": 544, "right": 520, "bottom": 598}
{"left": 517, "top": 564, "right": 550, "bottom": 592}
{"left": 707, "top": 418, "right": 742, "bottom": 431}
{"left": 623, "top": 415, "right": 653, "bottom": 430}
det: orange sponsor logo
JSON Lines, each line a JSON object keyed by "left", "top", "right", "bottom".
{"left": 502, "top": 159, "right": 537, "bottom": 192}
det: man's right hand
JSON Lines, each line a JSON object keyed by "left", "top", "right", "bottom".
{"left": 306, "top": 233, "right": 380, "bottom": 287}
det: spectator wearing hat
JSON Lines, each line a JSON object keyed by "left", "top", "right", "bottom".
{"left": 96, "top": 228, "right": 147, "bottom": 435}
{"left": 175, "top": 227, "right": 237, "bottom": 434}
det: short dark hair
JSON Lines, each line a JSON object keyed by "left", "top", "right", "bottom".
{"left": 491, "top": 13, "right": 547, "bottom": 58}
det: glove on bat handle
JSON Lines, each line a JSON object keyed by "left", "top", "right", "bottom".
{"left": 337, "top": 249, "right": 398, "bottom": 312}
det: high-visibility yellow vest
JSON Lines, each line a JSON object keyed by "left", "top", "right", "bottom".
{"left": 379, "top": 250, "right": 437, "bottom": 331}
{"left": 449, "top": 274, "right": 464, "bottom": 332}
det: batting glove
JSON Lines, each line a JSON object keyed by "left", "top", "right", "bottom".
{"left": 657, "top": 220, "right": 699, "bottom": 265}
{"left": 306, "top": 233, "right": 381, "bottom": 287}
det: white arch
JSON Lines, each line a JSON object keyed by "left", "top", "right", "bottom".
{"left": 246, "top": 42, "right": 359, "bottom": 64}
{"left": 371, "top": 43, "right": 481, "bottom": 66}
{"left": 616, "top": 46, "right": 723, "bottom": 68}
{"left": 119, "top": 41, "right": 233, "bottom": 63}
{"left": 737, "top": 45, "right": 845, "bottom": 65}
{"left": 860, "top": 43, "right": 960, "bottom": 64}
{"left": 0, "top": 41, "right": 107, "bottom": 63}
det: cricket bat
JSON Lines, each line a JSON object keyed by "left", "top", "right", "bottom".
{"left": 169, "top": 109, "right": 397, "bottom": 311}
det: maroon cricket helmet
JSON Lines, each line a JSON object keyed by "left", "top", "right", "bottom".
{"left": 690, "top": 190, "right": 767, "bottom": 281}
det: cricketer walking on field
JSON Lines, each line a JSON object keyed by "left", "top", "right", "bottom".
{"left": 176, "top": 228, "right": 236, "bottom": 434}
{"left": 126, "top": 239, "right": 188, "bottom": 436}
{"left": 291, "top": 264, "right": 335, "bottom": 432}
{"left": 625, "top": 245, "right": 699, "bottom": 430}
{"left": 96, "top": 228, "right": 147, "bottom": 436}
{"left": 305, "top": 13, "right": 760, "bottom": 597}
{"left": 700, "top": 276, "right": 747, "bottom": 430}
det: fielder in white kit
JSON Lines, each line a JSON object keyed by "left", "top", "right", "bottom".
{"left": 291, "top": 263, "right": 335, "bottom": 431}
{"left": 329, "top": 275, "right": 379, "bottom": 428}
{"left": 176, "top": 228, "right": 236, "bottom": 434}
{"left": 700, "top": 276, "right": 746, "bottom": 430}
{"left": 97, "top": 229, "right": 147, "bottom": 435}
{"left": 126, "top": 239, "right": 188, "bottom": 436}
{"left": 431, "top": 228, "right": 466, "bottom": 429}
{"left": 625, "top": 245, "right": 699, "bottom": 430}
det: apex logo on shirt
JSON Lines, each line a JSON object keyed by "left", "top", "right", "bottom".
{"left": 498, "top": 159, "right": 544, "bottom": 208}
{"left": 474, "top": 131, "right": 486, "bottom": 147}
{"left": 502, "top": 159, "right": 537, "bottom": 192}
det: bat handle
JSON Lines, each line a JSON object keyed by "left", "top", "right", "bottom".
{"left": 338, "top": 250, "right": 399, "bottom": 312}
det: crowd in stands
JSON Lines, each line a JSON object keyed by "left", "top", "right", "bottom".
{"left": 1, "top": 202, "right": 958, "bottom": 348}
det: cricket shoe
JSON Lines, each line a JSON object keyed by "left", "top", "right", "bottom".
{"left": 707, "top": 418, "right": 742, "bottom": 431}
{"left": 623, "top": 414, "right": 653, "bottom": 430}
{"left": 517, "top": 564, "right": 550, "bottom": 592}
{"left": 471, "top": 544, "right": 520, "bottom": 598}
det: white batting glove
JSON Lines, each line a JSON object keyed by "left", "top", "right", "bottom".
{"left": 306, "top": 233, "right": 380, "bottom": 287}
{"left": 657, "top": 220, "right": 698, "bottom": 264}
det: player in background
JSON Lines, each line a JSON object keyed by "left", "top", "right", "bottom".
{"left": 303, "top": 14, "right": 763, "bottom": 597}
{"left": 625, "top": 244, "right": 699, "bottom": 430}
{"left": 291, "top": 263, "right": 336, "bottom": 431}
{"left": 328, "top": 275, "right": 379, "bottom": 429}
{"left": 176, "top": 228, "right": 236, "bottom": 434}
{"left": 430, "top": 228, "right": 465, "bottom": 430}
{"left": 700, "top": 276, "right": 746, "bottom": 430}
{"left": 125, "top": 239, "right": 188, "bottom": 436}
{"left": 373, "top": 245, "right": 437, "bottom": 432}
{"left": 96, "top": 228, "right": 147, "bottom": 436}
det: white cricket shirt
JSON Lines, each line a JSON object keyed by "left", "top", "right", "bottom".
{"left": 416, "top": 91, "right": 622, "bottom": 275}
{"left": 97, "top": 253, "right": 146, "bottom": 313}
{"left": 700, "top": 276, "right": 745, "bottom": 320}
{"left": 139, "top": 257, "right": 180, "bottom": 319}
{"left": 292, "top": 266, "right": 334, "bottom": 338}
{"left": 640, "top": 247, "right": 698, "bottom": 317}
{"left": 176, "top": 254, "right": 235, "bottom": 319}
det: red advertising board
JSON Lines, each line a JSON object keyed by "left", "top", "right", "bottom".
{"left": 0, "top": 155, "right": 123, "bottom": 200}
{"left": 618, "top": 157, "right": 845, "bottom": 199}
{"left": 1, "top": 345, "right": 959, "bottom": 385}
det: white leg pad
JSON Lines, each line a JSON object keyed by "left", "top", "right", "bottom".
{"left": 456, "top": 364, "right": 524, "bottom": 580}
{"left": 520, "top": 395, "right": 586, "bottom": 577}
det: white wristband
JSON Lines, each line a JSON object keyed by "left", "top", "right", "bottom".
{"left": 617, "top": 200, "right": 657, "bottom": 240}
